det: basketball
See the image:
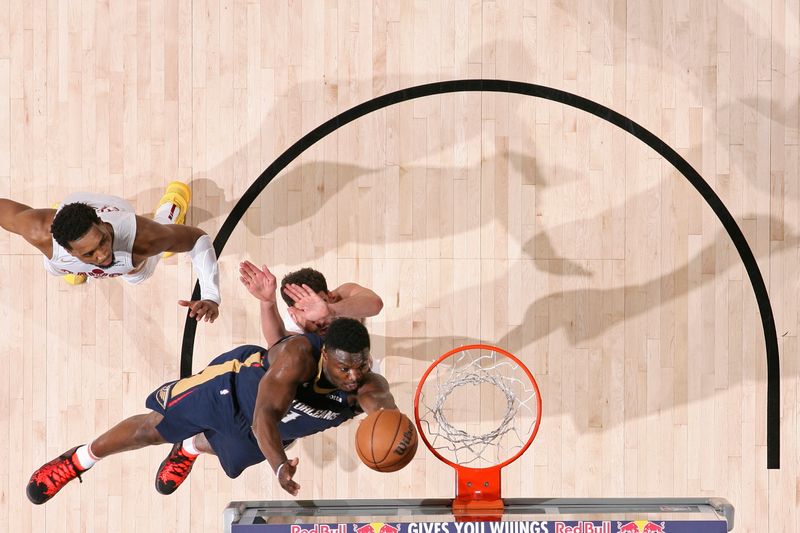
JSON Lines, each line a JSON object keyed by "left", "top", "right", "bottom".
{"left": 355, "top": 409, "right": 418, "bottom": 472}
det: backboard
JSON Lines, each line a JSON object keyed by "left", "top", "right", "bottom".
{"left": 223, "top": 497, "right": 734, "bottom": 533}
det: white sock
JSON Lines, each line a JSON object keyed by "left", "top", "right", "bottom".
{"left": 74, "top": 443, "right": 99, "bottom": 470}
{"left": 181, "top": 436, "right": 200, "bottom": 457}
{"left": 154, "top": 202, "right": 181, "bottom": 225}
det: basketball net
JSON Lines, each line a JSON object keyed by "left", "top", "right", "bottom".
{"left": 414, "top": 345, "right": 542, "bottom": 520}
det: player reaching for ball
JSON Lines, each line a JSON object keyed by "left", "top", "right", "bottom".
{"left": 26, "top": 318, "right": 414, "bottom": 504}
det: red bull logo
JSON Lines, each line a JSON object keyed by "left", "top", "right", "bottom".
{"left": 291, "top": 525, "right": 348, "bottom": 533}
{"left": 554, "top": 522, "right": 611, "bottom": 533}
{"left": 354, "top": 523, "right": 401, "bottom": 533}
{"left": 616, "top": 521, "right": 666, "bottom": 533}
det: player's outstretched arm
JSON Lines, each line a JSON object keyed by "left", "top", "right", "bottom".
{"left": 355, "top": 372, "right": 398, "bottom": 415}
{"left": 135, "top": 217, "right": 221, "bottom": 322}
{"left": 252, "top": 337, "right": 315, "bottom": 496}
{"left": 0, "top": 198, "right": 33, "bottom": 234}
{"left": 328, "top": 283, "right": 384, "bottom": 318}
{"left": 239, "top": 260, "right": 288, "bottom": 347}
{"left": 283, "top": 282, "right": 384, "bottom": 323}
{"left": 0, "top": 199, "right": 53, "bottom": 253}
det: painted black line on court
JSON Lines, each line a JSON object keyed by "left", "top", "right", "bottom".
{"left": 180, "top": 79, "right": 780, "bottom": 469}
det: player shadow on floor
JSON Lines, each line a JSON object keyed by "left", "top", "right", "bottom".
{"left": 589, "top": 0, "right": 800, "bottom": 195}
{"left": 498, "top": 215, "right": 796, "bottom": 351}
{"left": 339, "top": 214, "right": 797, "bottom": 445}
{"left": 120, "top": 181, "right": 279, "bottom": 239}
{"left": 208, "top": 149, "right": 592, "bottom": 277}
{"left": 118, "top": 156, "right": 597, "bottom": 280}
{"left": 119, "top": 38, "right": 591, "bottom": 278}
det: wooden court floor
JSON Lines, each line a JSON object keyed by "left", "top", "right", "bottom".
{"left": 0, "top": 1, "right": 797, "bottom": 532}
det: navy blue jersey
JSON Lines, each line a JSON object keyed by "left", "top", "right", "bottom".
{"left": 232, "top": 334, "right": 360, "bottom": 439}
{"left": 145, "top": 333, "right": 360, "bottom": 478}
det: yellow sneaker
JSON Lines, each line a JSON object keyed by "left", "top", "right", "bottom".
{"left": 157, "top": 181, "right": 191, "bottom": 225}
{"left": 157, "top": 181, "right": 191, "bottom": 257}
{"left": 62, "top": 273, "right": 87, "bottom": 285}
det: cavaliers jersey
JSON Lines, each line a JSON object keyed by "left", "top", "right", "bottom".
{"left": 43, "top": 192, "right": 139, "bottom": 278}
{"left": 154, "top": 334, "right": 359, "bottom": 442}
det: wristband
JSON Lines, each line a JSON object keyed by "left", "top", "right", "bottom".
{"left": 275, "top": 461, "right": 288, "bottom": 478}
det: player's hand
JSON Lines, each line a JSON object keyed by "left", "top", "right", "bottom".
{"left": 178, "top": 299, "right": 219, "bottom": 322}
{"left": 239, "top": 260, "right": 277, "bottom": 303}
{"left": 283, "top": 283, "right": 331, "bottom": 322}
{"left": 276, "top": 457, "right": 300, "bottom": 496}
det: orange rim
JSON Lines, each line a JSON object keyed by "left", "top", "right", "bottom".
{"left": 413, "top": 344, "right": 542, "bottom": 470}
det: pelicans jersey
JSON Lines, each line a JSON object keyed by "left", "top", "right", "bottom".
{"left": 43, "top": 192, "right": 158, "bottom": 283}
{"left": 145, "top": 333, "right": 360, "bottom": 478}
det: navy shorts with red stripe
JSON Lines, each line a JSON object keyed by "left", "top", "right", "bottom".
{"left": 145, "top": 345, "right": 272, "bottom": 479}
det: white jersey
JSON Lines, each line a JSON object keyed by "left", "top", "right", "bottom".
{"left": 43, "top": 192, "right": 149, "bottom": 281}
{"left": 282, "top": 313, "right": 303, "bottom": 335}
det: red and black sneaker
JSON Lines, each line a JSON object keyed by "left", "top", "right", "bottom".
{"left": 26, "top": 446, "right": 88, "bottom": 505}
{"left": 155, "top": 443, "right": 198, "bottom": 495}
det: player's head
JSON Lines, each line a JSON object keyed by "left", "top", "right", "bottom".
{"left": 282, "top": 267, "right": 333, "bottom": 335}
{"left": 51, "top": 203, "right": 115, "bottom": 268}
{"left": 322, "top": 318, "right": 372, "bottom": 392}
{"left": 280, "top": 268, "right": 329, "bottom": 306}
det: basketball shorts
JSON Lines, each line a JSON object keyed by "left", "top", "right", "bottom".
{"left": 145, "top": 348, "right": 282, "bottom": 479}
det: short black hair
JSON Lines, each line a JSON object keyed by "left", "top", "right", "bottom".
{"left": 280, "top": 268, "right": 328, "bottom": 306}
{"left": 324, "top": 317, "right": 370, "bottom": 354}
{"left": 51, "top": 203, "right": 102, "bottom": 250}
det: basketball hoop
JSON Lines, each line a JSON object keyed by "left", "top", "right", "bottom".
{"left": 414, "top": 344, "right": 542, "bottom": 520}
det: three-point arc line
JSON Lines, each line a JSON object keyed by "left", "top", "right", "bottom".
{"left": 178, "top": 79, "right": 780, "bottom": 469}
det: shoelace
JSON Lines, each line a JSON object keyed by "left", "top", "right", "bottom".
{"left": 159, "top": 451, "right": 194, "bottom": 481}
{"left": 38, "top": 458, "right": 83, "bottom": 491}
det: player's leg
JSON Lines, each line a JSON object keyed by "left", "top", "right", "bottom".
{"left": 156, "top": 420, "right": 272, "bottom": 491}
{"left": 154, "top": 346, "right": 267, "bottom": 493}
{"left": 154, "top": 182, "right": 191, "bottom": 261}
{"left": 149, "top": 373, "right": 229, "bottom": 495}
{"left": 153, "top": 414, "right": 243, "bottom": 494}
{"left": 192, "top": 432, "right": 216, "bottom": 454}
{"left": 90, "top": 411, "right": 167, "bottom": 456}
{"left": 26, "top": 411, "right": 166, "bottom": 505}
{"left": 154, "top": 432, "right": 210, "bottom": 495}
{"left": 154, "top": 181, "right": 191, "bottom": 225}
{"left": 154, "top": 181, "right": 191, "bottom": 257}
{"left": 152, "top": 428, "right": 225, "bottom": 494}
